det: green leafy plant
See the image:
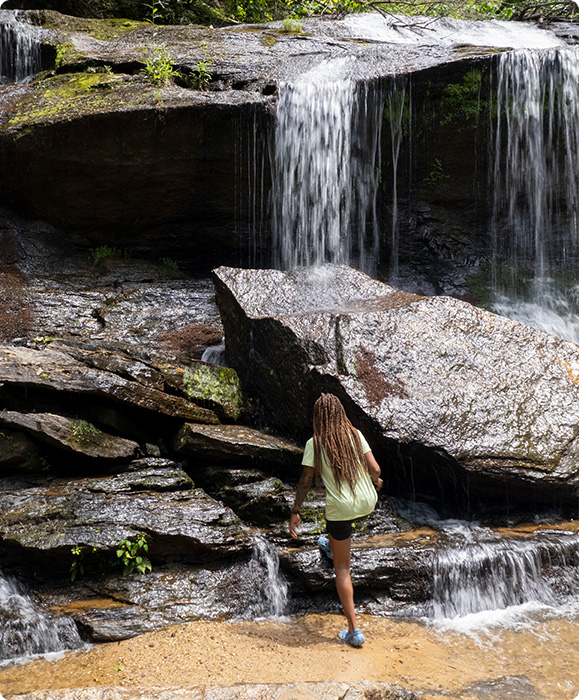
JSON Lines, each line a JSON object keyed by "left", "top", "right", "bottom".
{"left": 423, "top": 158, "right": 451, "bottom": 186}
{"left": 90, "top": 245, "right": 128, "bottom": 265}
{"left": 281, "top": 17, "right": 302, "bottom": 31}
{"left": 144, "top": 0, "right": 165, "bottom": 36}
{"left": 191, "top": 61, "right": 212, "bottom": 90}
{"left": 141, "top": 47, "right": 180, "bottom": 87}
{"left": 116, "top": 535, "right": 152, "bottom": 576}
{"left": 68, "top": 419, "right": 101, "bottom": 447}
{"left": 161, "top": 257, "right": 181, "bottom": 274}
{"left": 70, "top": 545, "right": 84, "bottom": 582}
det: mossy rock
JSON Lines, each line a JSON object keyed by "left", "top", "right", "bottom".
{"left": 159, "top": 361, "right": 242, "bottom": 421}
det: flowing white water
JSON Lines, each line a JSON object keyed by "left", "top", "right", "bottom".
{"left": 344, "top": 13, "right": 566, "bottom": 49}
{"left": 432, "top": 525, "right": 578, "bottom": 621}
{"left": 0, "top": 571, "right": 83, "bottom": 664}
{"left": 200, "top": 343, "right": 227, "bottom": 366}
{"left": 247, "top": 535, "right": 289, "bottom": 619}
{"left": 0, "top": 11, "right": 51, "bottom": 83}
{"left": 490, "top": 48, "right": 579, "bottom": 342}
{"left": 272, "top": 60, "right": 384, "bottom": 274}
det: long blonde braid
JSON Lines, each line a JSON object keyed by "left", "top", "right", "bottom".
{"left": 312, "top": 393, "right": 366, "bottom": 493}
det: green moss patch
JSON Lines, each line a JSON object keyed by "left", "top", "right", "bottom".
{"left": 7, "top": 72, "right": 138, "bottom": 128}
{"left": 182, "top": 364, "right": 242, "bottom": 421}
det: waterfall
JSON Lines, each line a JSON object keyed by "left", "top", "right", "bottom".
{"left": 200, "top": 343, "right": 227, "bottom": 366}
{"left": 432, "top": 525, "right": 579, "bottom": 622}
{"left": 0, "top": 571, "right": 83, "bottom": 663}
{"left": 247, "top": 535, "right": 288, "bottom": 619}
{"left": 490, "top": 48, "right": 579, "bottom": 343}
{"left": 0, "top": 11, "right": 52, "bottom": 84}
{"left": 272, "top": 61, "right": 384, "bottom": 274}
{"left": 385, "top": 79, "right": 408, "bottom": 279}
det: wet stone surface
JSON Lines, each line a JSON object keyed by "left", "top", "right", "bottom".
{"left": 214, "top": 264, "right": 579, "bottom": 506}
{"left": 0, "top": 467, "right": 251, "bottom": 573}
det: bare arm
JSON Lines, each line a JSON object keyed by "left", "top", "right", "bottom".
{"left": 365, "top": 451, "right": 383, "bottom": 491}
{"left": 289, "top": 465, "right": 315, "bottom": 538}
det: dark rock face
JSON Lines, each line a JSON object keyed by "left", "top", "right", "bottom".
{"left": 0, "top": 465, "right": 250, "bottom": 573}
{"left": 214, "top": 264, "right": 579, "bottom": 505}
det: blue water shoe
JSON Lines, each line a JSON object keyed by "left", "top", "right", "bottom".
{"left": 338, "top": 628, "right": 365, "bottom": 647}
{"left": 317, "top": 535, "right": 333, "bottom": 560}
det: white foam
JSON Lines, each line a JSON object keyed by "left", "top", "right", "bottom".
{"left": 344, "top": 13, "right": 566, "bottom": 49}
{"left": 431, "top": 598, "right": 579, "bottom": 636}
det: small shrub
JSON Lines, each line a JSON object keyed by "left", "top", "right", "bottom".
{"left": 70, "top": 545, "right": 84, "bottom": 582}
{"left": 160, "top": 257, "right": 183, "bottom": 276}
{"left": 89, "top": 245, "right": 128, "bottom": 265}
{"left": 116, "top": 535, "right": 152, "bottom": 576}
{"left": 281, "top": 18, "right": 302, "bottom": 32}
{"left": 423, "top": 158, "right": 451, "bottom": 186}
{"left": 191, "top": 61, "right": 212, "bottom": 90}
{"left": 141, "top": 47, "right": 180, "bottom": 86}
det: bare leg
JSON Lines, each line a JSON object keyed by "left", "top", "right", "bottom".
{"left": 329, "top": 534, "right": 357, "bottom": 634}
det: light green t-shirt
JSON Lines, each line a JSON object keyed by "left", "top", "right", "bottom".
{"left": 302, "top": 430, "right": 378, "bottom": 522}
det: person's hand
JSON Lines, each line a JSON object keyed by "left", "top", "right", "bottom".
{"left": 374, "top": 478, "right": 383, "bottom": 491}
{"left": 290, "top": 512, "right": 301, "bottom": 538}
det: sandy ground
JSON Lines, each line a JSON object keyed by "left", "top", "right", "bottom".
{"left": 1, "top": 613, "right": 579, "bottom": 700}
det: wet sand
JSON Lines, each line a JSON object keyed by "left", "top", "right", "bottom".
{"left": 1, "top": 613, "right": 579, "bottom": 700}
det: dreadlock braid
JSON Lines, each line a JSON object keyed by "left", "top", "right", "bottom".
{"left": 312, "top": 393, "right": 366, "bottom": 493}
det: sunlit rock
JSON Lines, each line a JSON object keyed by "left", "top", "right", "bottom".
{"left": 173, "top": 422, "right": 302, "bottom": 469}
{"left": 214, "top": 264, "right": 579, "bottom": 504}
{"left": 0, "top": 345, "right": 219, "bottom": 424}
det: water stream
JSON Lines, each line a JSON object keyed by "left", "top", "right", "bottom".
{"left": 271, "top": 32, "right": 578, "bottom": 342}
{"left": 489, "top": 47, "right": 579, "bottom": 343}
{"left": 272, "top": 60, "right": 384, "bottom": 274}
{"left": 0, "top": 571, "right": 83, "bottom": 664}
{"left": 247, "top": 535, "right": 289, "bottom": 619}
{"left": 0, "top": 11, "right": 52, "bottom": 83}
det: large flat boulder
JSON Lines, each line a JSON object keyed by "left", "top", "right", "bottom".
{"left": 214, "top": 265, "right": 579, "bottom": 503}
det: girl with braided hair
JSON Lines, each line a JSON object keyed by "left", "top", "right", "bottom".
{"left": 289, "top": 393, "right": 383, "bottom": 647}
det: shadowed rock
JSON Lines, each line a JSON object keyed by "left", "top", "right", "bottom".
{"left": 214, "top": 264, "right": 579, "bottom": 504}
{"left": 0, "top": 429, "right": 42, "bottom": 472}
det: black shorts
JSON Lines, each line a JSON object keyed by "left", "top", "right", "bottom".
{"left": 326, "top": 519, "right": 355, "bottom": 541}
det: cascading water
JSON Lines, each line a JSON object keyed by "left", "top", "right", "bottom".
{"left": 0, "top": 11, "right": 53, "bottom": 84}
{"left": 247, "top": 535, "right": 289, "bottom": 619}
{"left": 0, "top": 571, "right": 83, "bottom": 663}
{"left": 384, "top": 79, "right": 408, "bottom": 280}
{"left": 272, "top": 60, "right": 384, "bottom": 274}
{"left": 490, "top": 48, "right": 579, "bottom": 343}
{"left": 433, "top": 525, "right": 579, "bottom": 624}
